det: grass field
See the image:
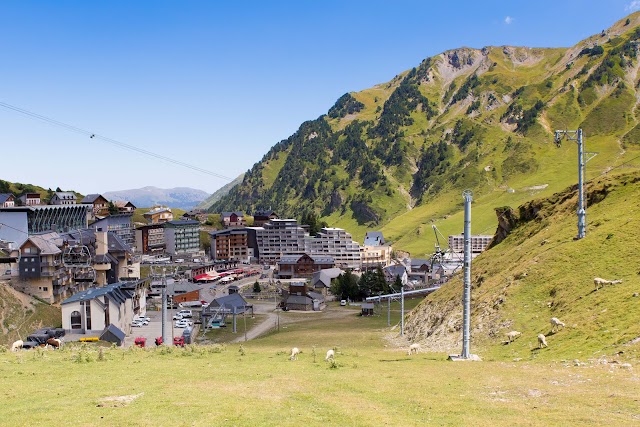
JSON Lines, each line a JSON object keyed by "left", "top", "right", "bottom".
{"left": 1, "top": 300, "right": 639, "bottom": 426}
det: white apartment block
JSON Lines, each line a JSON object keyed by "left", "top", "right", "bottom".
{"left": 306, "top": 227, "right": 361, "bottom": 269}
{"left": 448, "top": 234, "right": 493, "bottom": 254}
{"left": 254, "top": 219, "right": 307, "bottom": 264}
{"left": 254, "top": 220, "right": 362, "bottom": 268}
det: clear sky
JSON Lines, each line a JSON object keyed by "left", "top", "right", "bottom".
{"left": 1, "top": 0, "right": 637, "bottom": 195}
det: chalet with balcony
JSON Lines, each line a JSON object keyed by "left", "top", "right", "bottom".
{"left": 144, "top": 206, "right": 173, "bottom": 224}
{"left": 252, "top": 210, "right": 278, "bottom": 227}
{"left": 114, "top": 200, "right": 136, "bottom": 214}
{"left": 277, "top": 253, "right": 335, "bottom": 279}
{"left": 81, "top": 194, "right": 110, "bottom": 218}
{"left": 221, "top": 211, "right": 246, "bottom": 228}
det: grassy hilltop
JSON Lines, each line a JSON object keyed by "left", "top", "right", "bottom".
{"left": 212, "top": 13, "right": 640, "bottom": 257}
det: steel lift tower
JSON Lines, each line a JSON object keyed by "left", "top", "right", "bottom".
{"left": 554, "top": 129, "right": 597, "bottom": 240}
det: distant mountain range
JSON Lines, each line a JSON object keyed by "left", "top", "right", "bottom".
{"left": 103, "top": 186, "right": 209, "bottom": 210}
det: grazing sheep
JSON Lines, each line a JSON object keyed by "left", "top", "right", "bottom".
{"left": 407, "top": 343, "right": 421, "bottom": 355}
{"left": 594, "top": 277, "right": 623, "bottom": 291}
{"left": 289, "top": 347, "right": 301, "bottom": 361}
{"left": 538, "top": 334, "right": 548, "bottom": 349}
{"left": 506, "top": 331, "right": 522, "bottom": 343}
{"left": 325, "top": 349, "right": 335, "bottom": 361}
{"left": 11, "top": 340, "right": 23, "bottom": 352}
{"left": 550, "top": 317, "right": 565, "bottom": 332}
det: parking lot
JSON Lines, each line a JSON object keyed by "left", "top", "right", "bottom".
{"left": 123, "top": 307, "right": 199, "bottom": 347}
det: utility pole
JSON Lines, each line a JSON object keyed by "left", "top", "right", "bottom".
{"left": 387, "top": 296, "right": 391, "bottom": 327}
{"left": 554, "top": 129, "right": 597, "bottom": 240}
{"left": 161, "top": 267, "right": 168, "bottom": 345}
{"left": 449, "top": 190, "right": 479, "bottom": 362}
{"left": 400, "top": 284, "right": 405, "bottom": 337}
{"left": 461, "top": 190, "right": 472, "bottom": 359}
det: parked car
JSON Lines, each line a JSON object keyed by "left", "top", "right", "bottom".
{"left": 177, "top": 310, "right": 193, "bottom": 318}
{"left": 174, "top": 320, "right": 191, "bottom": 328}
{"left": 131, "top": 320, "right": 145, "bottom": 327}
{"left": 136, "top": 316, "right": 151, "bottom": 322}
{"left": 340, "top": 300, "right": 347, "bottom": 306}
{"left": 172, "top": 314, "right": 183, "bottom": 320}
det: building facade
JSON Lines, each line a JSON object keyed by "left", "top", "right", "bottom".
{"left": 0, "top": 205, "right": 89, "bottom": 246}
{"left": 254, "top": 219, "right": 307, "bottom": 265}
{"left": 91, "top": 214, "right": 135, "bottom": 249}
{"left": 209, "top": 228, "right": 250, "bottom": 262}
{"left": 50, "top": 192, "right": 77, "bottom": 205}
{"left": 0, "top": 193, "right": 15, "bottom": 208}
{"left": 143, "top": 206, "right": 173, "bottom": 224}
{"left": 448, "top": 234, "right": 493, "bottom": 254}
{"left": 164, "top": 220, "right": 200, "bottom": 255}
{"left": 306, "top": 227, "right": 361, "bottom": 269}
{"left": 135, "top": 223, "right": 166, "bottom": 255}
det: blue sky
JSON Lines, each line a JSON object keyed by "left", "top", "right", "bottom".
{"left": 1, "top": 0, "right": 638, "bottom": 195}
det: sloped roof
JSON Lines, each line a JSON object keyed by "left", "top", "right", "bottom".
{"left": 208, "top": 293, "right": 249, "bottom": 313}
{"left": 54, "top": 192, "right": 76, "bottom": 200}
{"left": 0, "top": 193, "right": 14, "bottom": 204}
{"left": 62, "top": 282, "right": 133, "bottom": 305}
{"left": 286, "top": 294, "right": 312, "bottom": 305}
{"left": 100, "top": 324, "right": 126, "bottom": 346}
{"left": 24, "top": 232, "right": 64, "bottom": 255}
{"left": 253, "top": 210, "right": 277, "bottom": 218}
{"left": 411, "top": 258, "right": 430, "bottom": 269}
{"left": 114, "top": 200, "right": 136, "bottom": 209}
{"left": 307, "top": 291, "right": 325, "bottom": 302}
{"left": 385, "top": 265, "right": 407, "bottom": 277}
{"left": 81, "top": 194, "right": 106, "bottom": 204}
{"left": 222, "top": 211, "right": 244, "bottom": 218}
{"left": 364, "top": 231, "right": 385, "bottom": 246}
{"left": 311, "top": 268, "right": 343, "bottom": 287}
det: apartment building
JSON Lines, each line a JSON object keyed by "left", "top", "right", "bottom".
{"left": 91, "top": 214, "right": 135, "bottom": 249}
{"left": 164, "top": 219, "right": 200, "bottom": 255}
{"left": 135, "top": 223, "right": 166, "bottom": 255}
{"left": 306, "top": 227, "right": 361, "bottom": 270}
{"left": 252, "top": 219, "right": 307, "bottom": 265}
{"left": 209, "top": 228, "right": 251, "bottom": 262}
{"left": 448, "top": 234, "right": 493, "bottom": 254}
{"left": 361, "top": 231, "right": 392, "bottom": 269}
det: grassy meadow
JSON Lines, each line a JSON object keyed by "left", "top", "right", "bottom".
{"left": 1, "top": 300, "right": 639, "bottom": 426}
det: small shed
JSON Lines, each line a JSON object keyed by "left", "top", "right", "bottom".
{"left": 228, "top": 285, "right": 239, "bottom": 295}
{"left": 361, "top": 302, "right": 375, "bottom": 316}
{"left": 100, "top": 324, "right": 126, "bottom": 346}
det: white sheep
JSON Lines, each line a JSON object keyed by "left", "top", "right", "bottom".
{"left": 325, "top": 349, "right": 335, "bottom": 361}
{"left": 289, "top": 347, "right": 301, "bottom": 360}
{"left": 407, "top": 343, "right": 421, "bottom": 355}
{"left": 594, "top": 277, "right": 623, "bottom": 291}
{"left": 506, "top": 331, "right": 522, "bottom": 343}
{"left": 550, "top": 317, "right": 565, "bottom": 332}
{"left": 538, "top": 334, "right": 548, "bottom": 349}
{"left": 11, "top": 340, "right": 23, "bottom": 352}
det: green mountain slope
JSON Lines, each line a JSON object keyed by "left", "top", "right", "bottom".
{"left": 406, "top": 171, "right": 640, "bottom": 361}
{"left": 212, "top": 13, "right": 640, "bottom": 255}
{"left": 197, "top": 174, "right": 244, "bottom": 210}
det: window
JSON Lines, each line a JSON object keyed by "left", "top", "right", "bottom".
{"left": 70, "top": 310, "right": 82, "bottom": 329}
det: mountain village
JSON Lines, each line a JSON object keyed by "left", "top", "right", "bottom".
{"left": 0, "top": 189, "right": 494, "bottom": 347}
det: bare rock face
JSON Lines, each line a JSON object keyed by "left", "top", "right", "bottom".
{"left": 488, "top": 207, "right": 520, "bottom": 248}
